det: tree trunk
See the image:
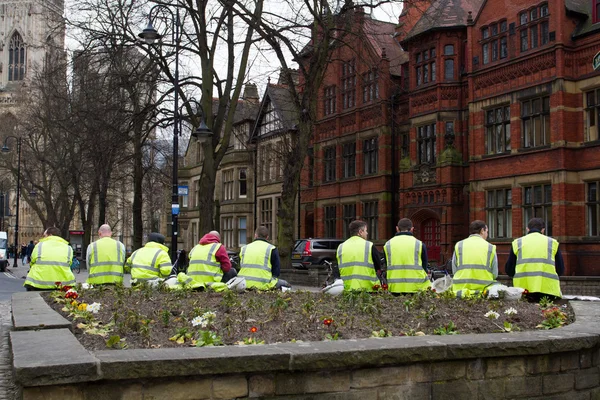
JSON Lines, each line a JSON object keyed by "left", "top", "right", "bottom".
{"left": 198, "top": 146, "right": 216, "bottom": 235}
{"left": 132, "top": 126, "right": 144, "bottom": 250}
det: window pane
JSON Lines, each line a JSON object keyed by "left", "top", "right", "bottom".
{"left": 444, "top": 59, "right": 454, "bottom": 80}
{"left": 589, "top": 183, "right": 597, "bottom": 202}
{"left": 544, "top": 184, "right": 552, "bottom": 203}
{"left": 444, "top": 45, "right": 454, "bottom": 55}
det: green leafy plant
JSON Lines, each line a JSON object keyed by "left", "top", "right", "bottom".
{"left": 269, "top": 295, "right": 291, "bottom": 316}
{"left": 324, "top": 332, "right": 340, "bottom": 341}
{"left": 371, "top": 329, "right": 392, "bottom": 338}
{"left": 105, "top": 335, "right": 128, "bottom": 349}
{"left": 195, "top": 330, "right": 223, "bottom": 347}
{"left": 433, "top": 321, "right": 459, "bottom": 335}
{"left": 403, "top": 299, "right": 415, "bottom": 312}
{"left": 496, "top": 321, "right": 519, "bottom": 333}
{"left": 220, "top": 290, "right": 241, "bottom": 310}
{"left": 537, "top": 307, "right": 567, "bottom": 329}
{"left": 235, "top": 337, "right": 265, "bottom": 345}
{"left": 539, "top": 296, "right": 555, "bottom": 309}
{"left": 169, "top": 327, "right": 193, "bottom": 344}
{"left": 160, "top": 309, "right": 171, "bottom": 327}
{"left": 140, "top": 318, "right": 153, "bottom": 338}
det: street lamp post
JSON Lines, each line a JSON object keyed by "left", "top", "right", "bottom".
{"left": 139, "top": 6, "right": 181, "bottom": 261}
{"left": 2, "top": 136, "right": 21, "bottom": 269}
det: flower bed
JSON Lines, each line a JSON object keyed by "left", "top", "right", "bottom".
{"left": 43, "top": 283, "right": 574, "bottom": 351}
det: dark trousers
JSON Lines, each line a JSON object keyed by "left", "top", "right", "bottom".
{"left": 221, "top": 268, "right": 238, "bottom": 283}
{"left": 24, "top": 285, "right": 54, "bottom": 292}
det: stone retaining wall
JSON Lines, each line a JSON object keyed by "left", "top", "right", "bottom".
{"left": 10, "top": 293, "right": 600, "bottom": 400}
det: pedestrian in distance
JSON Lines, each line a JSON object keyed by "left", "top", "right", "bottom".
{"left": 187, "top": 231, "right": 237, "bottom": 284}
{"left": 86, "top": 224, "right": 126, "bottom": 285}
{"left": 505, "top": 217, "right": 563, "bottom": 301}
{"left": 238, "top": 226, "right": 291, "bottom": 290}
{"left": 336, "top": 220, "right": 383, "bottom": 292}
{"left": 384, "top": 218, "right": 431, "bottom": 294}
{"left": 23, "top": 227, "right": 76, "bottom": 291}
{"left": 125, "top": 232, "right": 172, "bottom": 284}
{"left": 26, "top": 240, "right": 34, "bottom": 264}
{"left": 451, "top": 220, "right": 498, "bottom": 298}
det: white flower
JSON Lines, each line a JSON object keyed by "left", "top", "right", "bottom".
{"left": 66, "top": 289, "right": 78, "bottom": 295}
{"left": 86, "top": 302, "right": 101, "bottom": 314}
{"left": 202, "top": 311, "right": 216, "bottom": 320}
{"left": 484, "top": 310, "right": 500, "bottom": 320}
{"left": 191, "top": 316, "right": 205, "bottom": 327}
{"left": 81, "top": 283, "right": 93, "bottom": 290}
{"left": 504, "top": 307, "right": 518, "bottom": 316}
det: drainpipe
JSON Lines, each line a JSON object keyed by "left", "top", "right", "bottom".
{"left": 390, "top": 92, "right": 398, "bottom": 230}
{"left": 253, "top": 143, "right": 258, "bottom": 233}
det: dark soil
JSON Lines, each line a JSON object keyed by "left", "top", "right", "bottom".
{"left": 42, "top": 285, "right": 575, "bottom": 351}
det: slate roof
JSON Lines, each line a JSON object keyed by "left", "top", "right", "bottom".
{"left": 402, "top": 0, "right": 485, "bottom": 42}
{"left": 565, "top": 0, "right": 600, "bottom": 38}
{"left": 363, "top": 17, "right": 408, "bottom": 76}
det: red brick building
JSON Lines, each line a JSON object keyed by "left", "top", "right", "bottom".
{"left": 300, "top": 0, "right": 600, "bottom": 275}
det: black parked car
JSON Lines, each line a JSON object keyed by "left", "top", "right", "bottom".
{"left": 291, "top": 238, "right": 344, "bottom": 269}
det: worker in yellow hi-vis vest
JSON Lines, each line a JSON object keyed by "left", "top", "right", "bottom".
{"left": 24, "top": 227, "right": 75, "bottom": 291}
{"left": 86, "top": 224, "right": 125, "bottom": 285}
{"left": 505, "top": 217, "right": 563, "bottom": 301}
{"left": 451, "top": 220, "right": 498, "bottom": 298}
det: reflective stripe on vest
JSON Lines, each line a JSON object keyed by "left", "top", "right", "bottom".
{"left": 384, "top": 235, "right": 430, "bottom": 293}
{"left": 188, "top": 243, "right": 223, "bottom": 283}
{"left": 337, "top": 236, "right": 378, "bottom": 291}
{"left": 130, "top": 248, "right": 163, "bottom": 280}
{"left": 512, "top": 233, "right": 561, "bottom": 297}
{"left": 239, "top": 241, "right": 276, "bottom": 289}
{"left": 452, "top": 236, "right": 496, "bottom": 291}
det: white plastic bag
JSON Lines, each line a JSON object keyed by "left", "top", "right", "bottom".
{"left": 322, "top": 279, "right": 344, "bottom": 296}
{"left": 432, "top": 275, "right": 453, "bottom": 293}
{"left": 486, "top": 284, "right": 524, "bottom": 300}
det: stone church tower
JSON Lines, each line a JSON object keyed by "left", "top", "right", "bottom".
{"left": 0, "top": 0, "right": 64, "bottom": 249}
{"left": 0, "top": 0, "right": 64, "bottom": 106}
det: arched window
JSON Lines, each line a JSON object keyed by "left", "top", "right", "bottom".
{"left": 9, "top": 32, "right": 26, "bottom": 81}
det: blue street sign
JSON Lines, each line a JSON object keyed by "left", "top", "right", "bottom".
{"left": 178, "top": 186, "right": 189, "bottom": 196}
{"left": 172, "top": 204, "right": 180, "bottom": 215}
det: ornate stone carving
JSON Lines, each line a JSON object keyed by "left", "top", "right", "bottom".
{"left": 414, "top": 164, "right": 436, "bottom": 186}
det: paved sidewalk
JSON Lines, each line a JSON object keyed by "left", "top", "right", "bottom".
{"left": 0, "top": 301, "right": 20, "bottom": 400}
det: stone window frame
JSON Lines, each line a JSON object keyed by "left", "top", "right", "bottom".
{"left": 415, "top": 47, "right": 436, "bottom": 87}
{"left": 523, "top": 183, "right": 552, "bottom": 236}
{"left": 341, "top": 59, "right": 356, "bottom": 110}
{"left": 585, "top": 88, "right": 600, "bottom": 142}
{"left": 486, "top": 188, "right": 513, "bottom": 239}
{"left": 8, "top": 31, "right": 26, "bottom": 81}
{"left": 324, "top": 205, "right": 337, "bottom": 238}
{"left": 260, "top": 198, "right": 273, "bottom": 238}
{"left": 222, "top": 169, "right": 234, "bottom": 201}
{"left": 363, "top": 137, "right": 378, "bottom": 175}
{"left": 481, "top": 19, "right": 508, "bottom": 65}
{"left": 521, "top": 96, "right": 550, "bottom": 148}
{"left": 342, "top": 203, "right": 356, "bottom": 238}
{"left": 323, "top": 146, "right": 336, "bottom": 183}
{"left": 341, "top": 141, "right": 356, "bottom": 179}
{"left": 362, "top": 68, "right": 379, "bottom": 104}
{"left": 324, "top": 85, "right": 336, "bottom": 116}
{"left": 594, "top": 0, "right": 600, "bottom": 24}
{"left": 518, "top": 3, "right": 550, "bottom": 53}
{"left": 586, "top": 181, "right": 600, "bottom": 236}
{"left": 362, "top": 201, "right": 379, "bottom": 240}
{"left": 221, "top": 217, "right": 234, "bottom": 248}
{"left": 417, "top": 123, "right": 437, "bottom": 165}
{"left": 238, "top": 168, "right": 247, "bottom": 198}
{"left": 485, "top": 105, "right": 511, "bottom": 155}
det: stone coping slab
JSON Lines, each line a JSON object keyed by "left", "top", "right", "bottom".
{"left": 11, "top": 292, "right": 71, "bottom": 331}
{"left": 10, "top": 293, "right": 600, "bottom": 388}
{"left": 10, "top": 329, "right": 100, "bottom": 386}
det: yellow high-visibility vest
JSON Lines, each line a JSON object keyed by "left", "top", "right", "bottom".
{"left": 86, "top": 237, "right": 125, "bottom": 285}
{"left": 188, "top": 243, "right": 223, "bottom": 284}
{"left": 336, "top": 236, "right": 378, "bottom": 291}
{"left": 384, "top": 235, "right": 430, "bottom": 293}
{"left": 239, "top": 240, "right": 277, "bottom": 290}
{"left": 512, "top": 232, "right": 561, "bottom": 297}
{"left": 24, "top": 236, "right": 76, "bottom": 289}
{"left": 452, "top": 235, "right": 496, "bottom": 293}
{"left": 126, "top": 242, "right": 172, "bottom": 281}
